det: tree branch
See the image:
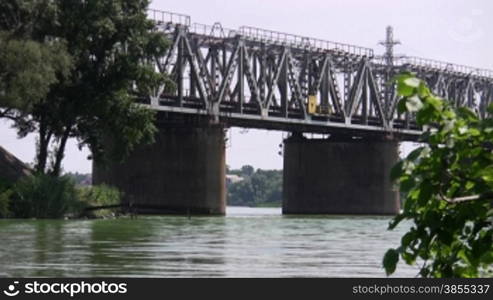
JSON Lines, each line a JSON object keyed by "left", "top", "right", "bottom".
{"left": 439, "top": 192, "right": 493, "bottom": 204}
{"left": 0, "top": 108, "right": 18, "bottom": 121}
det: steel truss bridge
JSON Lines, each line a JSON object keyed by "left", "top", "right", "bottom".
{"left": 143, "top": 9, "right": 493, "bottom": 140}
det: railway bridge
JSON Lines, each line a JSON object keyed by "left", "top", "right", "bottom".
{"left": 94, "top": 9, "right": 493, "bottom": 215}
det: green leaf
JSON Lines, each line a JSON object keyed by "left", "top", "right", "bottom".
{"left": 389, "top": 213, "right": 405, "bottom": 230}
{"left": 390, "top": 160, "right": 404, "bottom": 181}
{"left": 404, "top": 77, "right": 421, "bottom": 88}
{"left": 402, "top": 251, "right": 417, "bottom": 265}
{"left": 443, "top": 110, "right": 456, "bottom": 119}
{"left": 399, "top": 178, "right": 416, "bottom": 193}
{"left": 425, "top": 96, "right": 443, "bottom": 112}
{"left": 397, "top": 84, "right": 415, "bottom": 97}
{"left": 437, "top": 229, "right": 453, "bottom": 245}
{"left": 457, "top": 107, "right": 478, "bottom": 121}
{"left": 415, "top": 106, "right": 435, "bottom": 125}
{"left": 401, "top": 230, "right": 416, "bottom": 248}
{"left": 383, "top": 248, "right": 399, "bottom": 276}
{"left": 478, "top": 165, "right": 493, "bottom": 183}
{"left": 396, "top": 75, "right": 416, "bottom": 97}
{"left": 403, "top": 195, "right": 414, "bottom": 211}
{"left": 405, "top": 95, "right": 424, "bottom": 112}
{"left": 408, "top": 188, "right": 420, "bottom": 201}
{"left": 407, "top": 147, "right": 424, "bottom": 161}
{"left": 457, "top": 126, "right": 467, "bottom": 135}
{"left": 442, "top": 118, "right": 456, "bottom": 133}
{"left": 397, "top": 98, "right": 408, "bottom": 114}
{"left": 468, "top": 128, "right": 480, "bottom": 137}
{"left": 417, "top": 181, "right": 433, "bottom": 206}
{"left": 479, "top": 251, "right": 493, "bottom": 265}
{"left": 418, "top": 82, "right": 431, "bottom": 98}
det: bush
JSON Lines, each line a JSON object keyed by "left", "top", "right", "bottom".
{"left": 2, "top": 174, "right": 122, "bottom": 219}
{"left": 0, "top": 177, "right": 13, "bottom": 218}
{"left": 0, "top": 177, "right": 12, "bottom": 190}
{"left": 0, "top": 189, "right": 12, "bottom": 218}
{"left": 10, "top": 174, "right": 79, "bottom": 218}
{"left": 77, "top": 184, "right": 121, "bottom": 218}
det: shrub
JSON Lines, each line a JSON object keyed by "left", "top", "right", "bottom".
{"left": 77, "top": 184, "right": 121, "bottom": 218}
{"left": 0, "top": 177, "right": 13, "bottom": 190}
{"left": 10, "top": 174, "right": 79, "bottom": 218}
{"left": 0, "top": 189, "right": 12, "bottom": 218}
{"left": 0, "top": 177, "right": 13, "bottom": 218}
{"left": 3, "top": 174, "right": 122, "bottom": 219}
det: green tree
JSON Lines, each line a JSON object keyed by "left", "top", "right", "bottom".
{"left": 383, "top": 73, "right": 493, "bottom": 277}
{"left": 0, "top": 0, "right": 72, "bottom": 129}
{"left": 227, "top": 167, "right": 283, "bottom": 206}
{"left": 241, "top": 165, "right": 255, "bottom": 177}
{"left": 228, "top": 180, "right": 255, "bottom": 206}
{"left": 0, "top": 0, "right": 171, "bottom": 176}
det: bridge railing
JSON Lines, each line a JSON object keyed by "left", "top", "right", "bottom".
{"left": 148, "top": 9, "right": 191, "bottom": 27}
{"left": 146, "top": 9, "right": 493, "bottom": 80}
{"left": 237, "top": 26, "right": 374, "bottom": 57}
{"left": 396, "top": 56, "right": 493, "bottom": 79}
{"left": 190, "top": 23, "right": 237, "bottom": 38}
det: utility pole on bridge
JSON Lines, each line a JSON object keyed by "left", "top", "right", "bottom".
{"left": 378, "top": 26, "right": 402, "bottom": 113}
{"left": 379, "top": 26, "right": 400, "bottom": 67}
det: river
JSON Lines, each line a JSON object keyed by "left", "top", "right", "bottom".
{"left": 0, "top": 207, "right": 418, "bottom": 277}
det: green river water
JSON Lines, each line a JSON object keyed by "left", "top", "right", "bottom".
{"left": 0, "top": 207, "right": 417, "bottom": 277}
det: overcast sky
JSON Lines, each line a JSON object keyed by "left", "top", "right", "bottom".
{"left": 0, "top": 0, "right": 491, "bottom": 173}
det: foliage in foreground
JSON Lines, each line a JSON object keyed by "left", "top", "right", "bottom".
{"left": 0, "top": 174, "right": 121, "bottom": 219}
{"left": 383, "top": 74, "right": 493, "bottom": 277}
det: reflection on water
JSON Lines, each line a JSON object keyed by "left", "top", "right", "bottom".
{"left": 0, "top": 207, "right": 418, "bottom": 277}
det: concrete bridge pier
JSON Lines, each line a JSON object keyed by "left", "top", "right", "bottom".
{"left": 282, "top": 133, "right": 400, "bottom": 215}
{"left": 93, "top": 115, "right": 226, "bottom": 215}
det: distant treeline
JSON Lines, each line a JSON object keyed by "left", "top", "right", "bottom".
{"left": 227, "top": 165, "right": 282, "bottom": 207}
{"left": 65, "top": 172, "right": 92, "bottom": 186}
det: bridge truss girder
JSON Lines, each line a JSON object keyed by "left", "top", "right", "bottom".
{"left": 145, "top": 24, "right": 493, "bottom": 140}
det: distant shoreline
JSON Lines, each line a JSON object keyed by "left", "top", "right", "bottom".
{"left": 228, "top": 202, "right": 281, "bottom": 208}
